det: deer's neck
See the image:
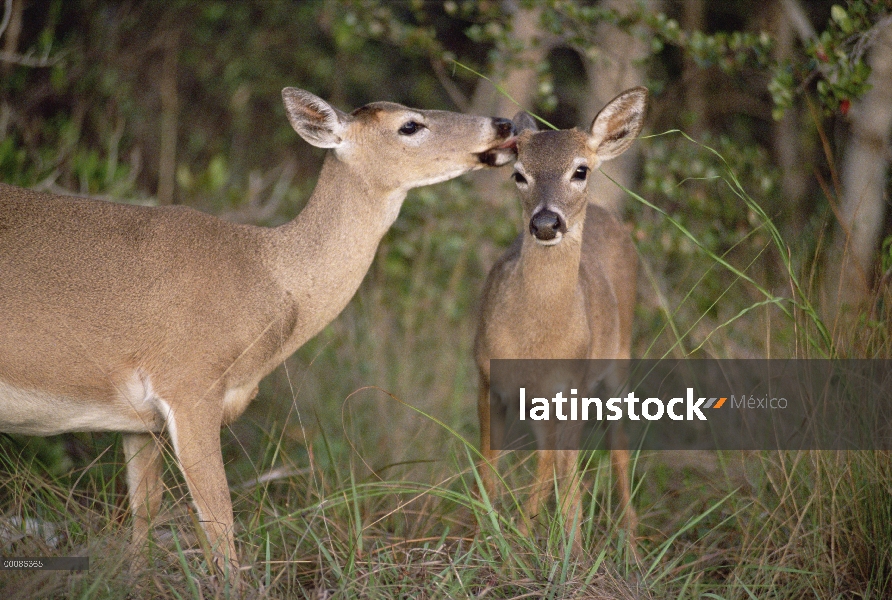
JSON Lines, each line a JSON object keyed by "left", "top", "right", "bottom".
{"left": 517, "top": 232, "right": 584, "bottom": 317}
{"left": 267, "top": 154, "right": 404, "bottom": 353}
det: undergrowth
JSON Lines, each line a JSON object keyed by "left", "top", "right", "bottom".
{"left": 2, "top": 133, "right": 890, "bottom": 599}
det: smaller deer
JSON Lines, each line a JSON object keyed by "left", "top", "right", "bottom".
{"left": 474, "top": 87, "right": 648, "bottom": 545}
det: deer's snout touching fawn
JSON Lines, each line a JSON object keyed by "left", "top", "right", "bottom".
{"left": 474, "top": 87, "right": 648, "bottom": 547}
{"left": 0, "top": 87, "right": 516, "bottom": 583}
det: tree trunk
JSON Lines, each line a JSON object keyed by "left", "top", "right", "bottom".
{"left": 157, "top": 27, "right": 179, "bottom": 206}
{"left": 1, "top": 0, "right": 23, "bottom": 75}
{"left": 469, "top": 2, "right": 553, "bottom": 207}
{"left": 581, "top": 0, "right": 654, "bottom": 215}
{"left": 682, "top": 0, "right": 706, "bottom": 137}
{"left": 826, "top": 20, "right": 892, "bottom": 314}
{"left": 771, "top": 0, "right": 810, "bottom": 236}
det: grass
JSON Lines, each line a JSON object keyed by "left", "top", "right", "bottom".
{"left": 4, "top": 440, "right": 891, "bottom": 597}
{"left": 2, "top": 135, "right": 891, "bottom": 598}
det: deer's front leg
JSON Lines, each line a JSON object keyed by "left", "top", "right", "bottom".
{"left": 163, "top": 396, "right": 239, "bottom": 585}
{"left": 478, "top": 377, "right": 505, "bottom": 502}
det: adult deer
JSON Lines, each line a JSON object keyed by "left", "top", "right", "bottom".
{"left": 474, "top": 87, "right": 648, "bottom": 548}
{"left": 0, "top": 88, "right": 516, "bottom": 581}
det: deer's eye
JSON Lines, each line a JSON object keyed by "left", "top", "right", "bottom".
{"left": 512, "top": 171, "right": 528, "bottom": 184}
{"left": 572, "top": 166, "right": 589, "bottom": 181}
{"left": 399, "top": 121, "right": 423, "bottom": 135}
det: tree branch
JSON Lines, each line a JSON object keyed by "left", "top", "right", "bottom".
{"left": 0, "top": 0, "right": 12, "bottom": 41}
{"left": 779, "top": 0, "right": 816, "bottom": 42}
{"left": 430, "top": 58, "right": 469, "bottom": 112}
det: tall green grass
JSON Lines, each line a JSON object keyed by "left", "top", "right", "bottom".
{"left": 2, "top": 134, "right": 890, "bottom": 598}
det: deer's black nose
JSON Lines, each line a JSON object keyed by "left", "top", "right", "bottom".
{"left": 529, "top": 210, "right": 566, "bottom": 241}
{"left": 493, "top": 118, "right": 513, "bottom": 138}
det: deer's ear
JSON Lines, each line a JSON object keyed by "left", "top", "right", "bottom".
{"left": 588, "top": 87, "right": 648, "bottom": 161}
{"left": 511, "top": 111, "right": 539, "bottom": 134}
{"left": 282, "top": 88, "right": 350, "bottom": 149}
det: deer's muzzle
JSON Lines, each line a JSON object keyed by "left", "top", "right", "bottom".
{"left": 477, "top": 118, "right": 518, "bottom": 167}
{"left": 529, "top": 209, "right": 567, "bottom": 243}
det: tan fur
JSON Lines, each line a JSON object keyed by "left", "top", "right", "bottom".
{"left": 0, "top": 88, "right": 515, "bottom": 583}
{"left": 475, "top": 87, "right": 648, "bottom": 549}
